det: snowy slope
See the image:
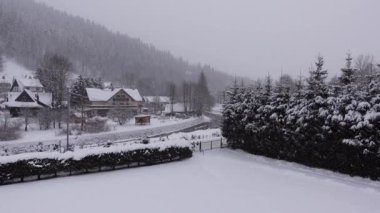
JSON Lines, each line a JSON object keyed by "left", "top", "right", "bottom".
{"left": 0, "top": 57, "right": 35, "bottom": 83}
{"left": 0, "top": 149, "right": 379, "bottom": 213}
{"left": 0, "top": 57, "right": 78, "bottom": 85}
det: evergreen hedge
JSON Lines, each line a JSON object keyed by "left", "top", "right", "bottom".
{"left": 0, "top": 146, "right": 192, "bottom": 185}
{"left": 222, "top": 56, "right": 380, "bottom": 180}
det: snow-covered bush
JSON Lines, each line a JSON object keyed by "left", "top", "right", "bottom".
{"left": 0, "top": 143, "right": 192, "bottom": 184}
{"left": 84, "top": 116, "right": 110, "bottom": 133}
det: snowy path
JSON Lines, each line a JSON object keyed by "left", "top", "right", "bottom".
{"left": 0, "top": 149, "right": 379, "bottom": 213}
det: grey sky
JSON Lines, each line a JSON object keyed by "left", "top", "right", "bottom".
{"left": 35, "top": 0, "right": 380, "bottom": 80}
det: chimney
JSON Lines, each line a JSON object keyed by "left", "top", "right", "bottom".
{"left": 35, "top": 94, "right": 39, "bottom": 102}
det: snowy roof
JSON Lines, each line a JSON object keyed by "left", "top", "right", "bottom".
{"left": 103, "top": 82, "right": 113, "bottom": 88}
{"left": 144, "top": 96, "right": 170, "bottom": 103}
{"left": 14, "top": 77, "right": 43, "bottom": 90}
{"left": 4, "top": 101, "right": 42, "bottom": 108}
{"left": 86, "top": 88, "right": 143, "bottom": 102}
{"left": 5, "top": 90, "right": 52, "bottom": 108}
{"left": 135, "top": 114, "right": 151, "bottom": 118}
{"left": 164, "top": 103, "right": 186, "bottom": 113}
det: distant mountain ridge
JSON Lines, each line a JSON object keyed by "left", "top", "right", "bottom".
{"left": 0, "top": 0, "right": 238, "bottom": 95}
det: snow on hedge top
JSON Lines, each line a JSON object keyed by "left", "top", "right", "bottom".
{"left": 86, "top": 88, "right": 143, "bottom": 102}
{"left": 0, "top": 139, "right": 190, "bottom": 164}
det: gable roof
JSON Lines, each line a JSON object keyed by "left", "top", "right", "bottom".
{"left": 86, "top": 88, "right": 143, "bottom": 102}
{"left": 15, "top": 90, "right": 35, "bottom": 102}
{"left": 13, "top": 77, "right": 43, "bottom": 89}
{"left": 6, "top": 90, "right": 52, "bottom": 108}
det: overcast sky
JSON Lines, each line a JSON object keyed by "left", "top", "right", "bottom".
{"left": 36, "top": 0, "right": 380, "bottom": 79}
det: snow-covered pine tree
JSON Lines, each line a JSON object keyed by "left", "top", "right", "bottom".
{"left": 264, "top": 75, "right": 272, "bottom": 97}
{"left": 307, "top": 56, "right": 328, "bottom": 98}
{"left": 294, "top": 74, "right": 305, "bottom": 98}
{"left": 71, "top": 75, "right": 86, "bottom": 106}
{"left": 340, "top": 54, "right": 356, "bottom": 86}
{"left": 222, "top": 79, "right": 245, "bottom": 147}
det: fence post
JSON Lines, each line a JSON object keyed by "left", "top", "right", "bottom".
{"left": 210, "top": 140, "right": 213, "bottom": 150}
{"left": 220, "top": 138, "right": 223, "bottom": 148}
{"left": 199, "top": 142, "right": 202, "bottom": 152}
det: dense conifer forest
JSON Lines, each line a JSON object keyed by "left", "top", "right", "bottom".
{"left": 0, "top": 0, "right": 235, "bottom": 95}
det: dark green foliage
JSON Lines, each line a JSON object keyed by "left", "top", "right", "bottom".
{"left": 222, "top": 56, "right": 380, "bottom": 180}
{"left": 194, "top": 71, "right": 213, "bottom": 115}
{"left": 0, "top": 146, "right": 192, "bottom": 184}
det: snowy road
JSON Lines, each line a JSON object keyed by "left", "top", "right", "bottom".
{"left": 1, "top": 149, "right": 379, "bottom": 213}
{"left": 0, "top": 117, "right": 209, "bottom": 155}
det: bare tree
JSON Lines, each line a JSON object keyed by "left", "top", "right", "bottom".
{"left": 168, "top": 83, "right": 176, "bottom": 114}
{"left": 182, "top": 81, "right": 189, "bottom": 113}
{"left": 38, "top": 108, "right": 52, "bottom": 130}
{"left": 20, "top": 108, "right": 31, "bottom": 131}
{"left": 354, "top": 54, "right": 376, "bottom": 89}
{"left": 36, "top": 54, "right": 71, "bottom": 129}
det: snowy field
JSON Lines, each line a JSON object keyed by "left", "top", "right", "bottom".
{"left": 1, "top": 149, "right": 379, "bottom": 213}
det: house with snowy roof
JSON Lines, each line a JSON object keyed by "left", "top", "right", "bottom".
{"left": 10, "top": 76, "right": 45, "bottom": 93}
{"left": 4, "top": 77, "right": 52, "bottom": 116}
{"left": 85, "top": 88, "right": 144, "bottom": 117}
{"left": 164, "top": 103, "right": 187, "bottom": 115}
{"left": 143, "top": 96, "right": 170, "bottom": 114}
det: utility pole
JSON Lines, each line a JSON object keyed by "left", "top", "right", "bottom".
{"left": 66, "top": 87, "right": 70, "bottom": 151}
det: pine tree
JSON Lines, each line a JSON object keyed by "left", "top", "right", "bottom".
{"left": 340, "top": 54, "right": 356, "bottom": 86}
{"left": 264, "top": 75, "right": 273, "bottom": 100}
{"left": 307, "top": 56, "right": 328, "bottom": 98}
{"left": 294, "top": 74, "right": 304, "bottom": 98}
{"left": 195, "top": 71, "right": 212, "bottom": 115}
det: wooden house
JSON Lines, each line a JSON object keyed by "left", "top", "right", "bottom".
{"left": 85, "top": 88, "right": 144, "bottom": 117}
{"left": 4, "top": 77, "right": 52, "bottom": 116}
{"left": 143, "top": 96, "right": 170, "bottom": 114}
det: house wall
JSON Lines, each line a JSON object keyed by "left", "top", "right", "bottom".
{"left": 86, "top": 90, "right": 143, "bottom": 116}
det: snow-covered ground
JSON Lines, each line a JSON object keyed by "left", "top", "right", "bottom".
{"left": 0, "top": 57, "right": 78, "bottom": 84}
{"left": 210, "top": 104, "right": 223, "bottom": 115}
{"left": 0, "top": 116, "right": 209, "bottom": 156}
{"left": 1, "top": 149, "right": 379, "bottom": 213}
{"left": 1, "top": 116, "right": 202, "bottom": 145}
{"left": 0, "top": 57, "right": 34, "bottom": 82}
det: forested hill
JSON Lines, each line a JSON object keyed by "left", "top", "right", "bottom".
{"left": 0, "top": 0, "right": 236, "bottom": 95}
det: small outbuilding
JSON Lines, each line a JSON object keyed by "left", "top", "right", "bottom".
{"left": 135, "top": 114, "right": 151, "bottom": 125}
